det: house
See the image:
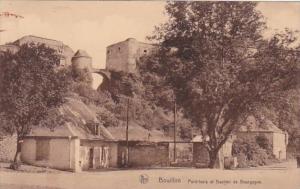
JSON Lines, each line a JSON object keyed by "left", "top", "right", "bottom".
{"left": 20, "top": 96, "right": 173, "bottom": 171}
{"left": 236, "top": 116, "right": 288, "bottom": 160}
{"left": 21, "top": 96, "right": 117, "bottom": 172}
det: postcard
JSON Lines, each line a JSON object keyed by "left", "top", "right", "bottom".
{"left": 0, "top": 1, "right": 299, "bottom": 189}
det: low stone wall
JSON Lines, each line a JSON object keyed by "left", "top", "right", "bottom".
{"left": 0, "top": 135, "right": 17, "bottom": 162}
{"left": 118, "top": 141, "right": 169, "bottom": 168}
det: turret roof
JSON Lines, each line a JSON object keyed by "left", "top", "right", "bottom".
{"left": 73, "top": 49, "right": 91, "bottom": 58}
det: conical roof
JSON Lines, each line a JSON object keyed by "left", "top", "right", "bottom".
{"left": 73, "top": 49, "right": 91, "bottom": 58}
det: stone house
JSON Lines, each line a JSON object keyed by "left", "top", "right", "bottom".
{"left": 236, "top": 116, "right": 288, "bottom": 160}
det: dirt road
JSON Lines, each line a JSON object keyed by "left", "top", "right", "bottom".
{"left": 0, "top": 161, "right": 299, "bottom": 189}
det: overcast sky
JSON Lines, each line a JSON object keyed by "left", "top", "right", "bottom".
{"left": 1, "top": 1, "right": 300, "bottom": 88}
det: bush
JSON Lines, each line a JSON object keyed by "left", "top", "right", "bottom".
{"left": 232, "top": 137, "right": 274, "bottom": 167}
{"left": 256, "top": 135, "right": 271, "bottom": 151}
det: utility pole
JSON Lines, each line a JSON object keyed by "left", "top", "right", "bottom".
{"left": 126, "top": 98, "right": 129, "bottom": 167}
{"left": 173, "top": 94, "right": 177, "bottom": 163}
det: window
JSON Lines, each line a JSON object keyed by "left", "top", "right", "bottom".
{"left": 60, "top": 59, "right": 66, "bottom": 66}
{"left": 144, "top": 50, "right": 147, "bottom": 53}
{"left": 118, "top": 47, "right": 121, "bottom": 51}
{"left": 36, "top": 139, "right": 50, "bottom": 160}
{"left": 107, "top": 50, "right": 110, "bottom": 54}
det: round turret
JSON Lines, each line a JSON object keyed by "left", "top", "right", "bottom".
{"left": 71, "top": 49, "right": 92, "bottom": 71}
{"left": 126, "top": 38, "right": 137, "bottom": 42}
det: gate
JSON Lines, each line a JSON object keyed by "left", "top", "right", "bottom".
{"left": 169, "top": 142, "right": 194, "bottom": 167}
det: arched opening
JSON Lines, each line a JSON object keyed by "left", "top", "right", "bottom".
{"left": 91, "top": 73, "right": 103, "bottom": 90}
{"left": 91, "top": 69, "right": 111, "bottom": 91}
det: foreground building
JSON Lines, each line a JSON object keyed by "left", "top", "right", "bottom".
{"left": 21, "top": 97, "right": 117, "bottom": 172}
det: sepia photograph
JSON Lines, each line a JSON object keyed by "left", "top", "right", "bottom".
{"left": 0, "top": 1, "right": 299, "bottom": 189}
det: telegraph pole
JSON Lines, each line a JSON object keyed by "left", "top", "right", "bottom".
{"left": 173, "top": 95, "right": 177, "bottom": 163}
{"left": 126, "top": 98, "right": 129, "bottom": 167}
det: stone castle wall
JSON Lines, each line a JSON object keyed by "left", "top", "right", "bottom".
{"left": 106, "top": 38, "right": 157, "bottom": 73}
{"left": 10, "top": 35, "right": 74, "bottom": 67}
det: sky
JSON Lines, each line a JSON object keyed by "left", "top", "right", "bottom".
{"left": 1, "top": 1, "right": 300, "bottom": 88}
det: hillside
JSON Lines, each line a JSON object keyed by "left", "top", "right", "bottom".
{"left": 70, "top": 68, "right": 192, "bottom": 141}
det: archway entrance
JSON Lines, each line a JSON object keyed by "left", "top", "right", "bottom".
{"left": 91, "top": 68, "right": 111, "bottom": 91}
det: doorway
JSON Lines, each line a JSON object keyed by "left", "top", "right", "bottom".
{"left": 89, "top": 148, "right": 94, "bottom": 168}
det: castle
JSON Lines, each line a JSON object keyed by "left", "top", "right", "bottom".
{"left": 106, "top": 38, "right": 157, "bottom": 73}
{"left": 0, "top": 35, "right": 157, "bottom": 76}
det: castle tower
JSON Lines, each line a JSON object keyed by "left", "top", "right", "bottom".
{"left": 71, "top": 49, "right": 92, "bottom": 71}
{"left": 106, "top": 38, "right": 157, "bottom": 73}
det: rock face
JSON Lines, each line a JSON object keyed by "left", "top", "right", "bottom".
{"left": 0, "top": 135, "right": 17, "bottom": 162}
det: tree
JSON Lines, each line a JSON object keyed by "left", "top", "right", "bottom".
{"left": 0, "top": 44, "right": 69, "bottom": 167}
{"left": 144, "top": 2, "right": 300, "bottom": 168}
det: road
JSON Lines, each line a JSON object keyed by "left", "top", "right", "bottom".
{"left": 0, "top": 161, "right": 299, "bottom": 189}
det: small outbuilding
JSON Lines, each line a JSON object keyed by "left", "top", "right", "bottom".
{"left": 21, "top": 96, "right": 117, "bottom": 172}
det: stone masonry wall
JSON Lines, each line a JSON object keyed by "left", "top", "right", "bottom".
{"left": 0, "top": 135, "right": 17, "bottom": 162}
{"left": 118, "top": 141, "right": 169, "bottom": 168}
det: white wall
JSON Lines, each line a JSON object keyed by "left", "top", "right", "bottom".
{"left": 21, "top": 138, "right": 36, "bottom": 164}
{"left": 273, "top": 133, "right": 287, "bottom": 160}
{"left": 21, "top": 137, "right": 81, "bottom": 171}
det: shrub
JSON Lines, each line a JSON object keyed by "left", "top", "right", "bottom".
{"left": 232, "top": 137, "right": 273, "bottom": 167}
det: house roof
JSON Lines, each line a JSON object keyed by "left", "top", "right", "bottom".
{"left": 28, "top": 95, "right": 115, "bottom": 140}
{"left": 73, "top": 49, "right": 91, "bottom": 58}
{"left": 238, "top": 116, "right": 285, "bottom": 134}
{"left": 107, "top": 121, "right": 172, "bottom": 142}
